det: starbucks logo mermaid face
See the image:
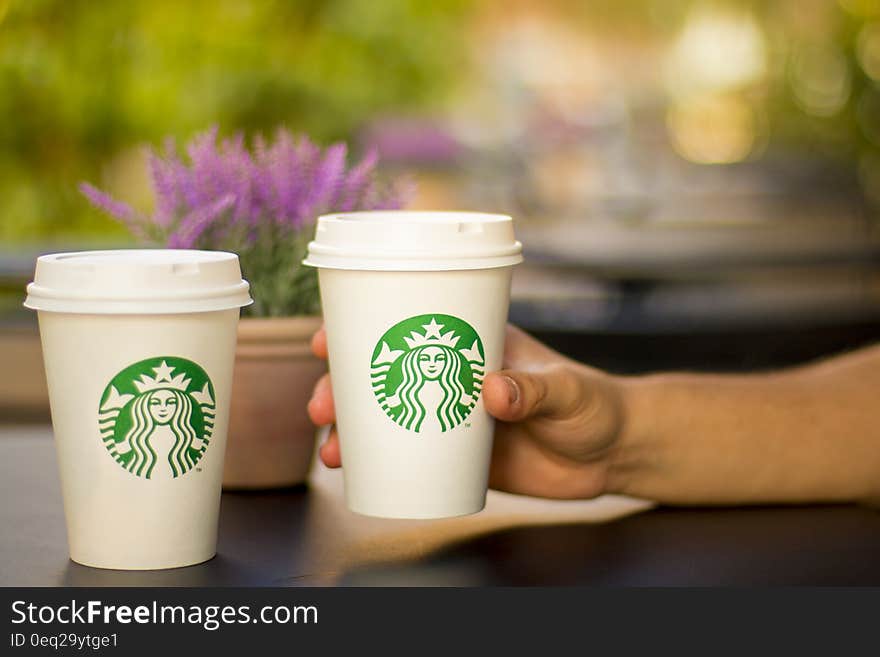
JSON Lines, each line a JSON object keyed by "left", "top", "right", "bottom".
{"left": 371, "top": 314, "right": 485, "bottom": 433}
{"left": 98, "top": 357, "right": 215, "bottom": 479}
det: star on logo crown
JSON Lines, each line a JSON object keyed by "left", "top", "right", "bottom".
{"left": 402, "top": 318, "right": 460, "bottom": 350}
{"left": 133, "top": 360, "right": 191, "bottom": 394}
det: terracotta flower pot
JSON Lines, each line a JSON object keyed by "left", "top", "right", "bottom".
{"left": 223, "top": 315, "right": 325, "bottom": 489}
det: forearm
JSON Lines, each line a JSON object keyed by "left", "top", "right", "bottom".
{"left": 607, "top": 346, "right": 880, "bottom": 505}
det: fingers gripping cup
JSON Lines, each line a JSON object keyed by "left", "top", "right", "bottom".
{"left": 304, "top": 212, "right": 523, "bottom": 518}
{"left": 25, "top": 250, "right": 252, "bottom": 570}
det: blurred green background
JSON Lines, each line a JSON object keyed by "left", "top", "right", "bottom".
{"left": 0, "top": 0, "right": 470, "bottom": 243}
{"left": 2, "top": 0, "right": 880, "bottom": 244}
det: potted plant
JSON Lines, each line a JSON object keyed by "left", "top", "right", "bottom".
{"left": 81, "top": 126, "right": 408, "bottom": 488}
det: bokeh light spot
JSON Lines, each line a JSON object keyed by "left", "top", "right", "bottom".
{"left": 667, "top": 5, "right": 767, "bottom": 97}
{"left": 667, "top": 93, "right": 758, "bottom": 164}
{"left": 790, "top": 45, "right": 851, "bottom": 117}
{"left": 857, "top": 22, "right": 880, "bottom": 79}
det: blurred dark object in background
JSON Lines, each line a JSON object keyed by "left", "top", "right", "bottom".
{"left": 526, "top": 324, "right": 880, "bottom": 374}
{"left": 508, "top": 152, "right": 880, "bottom": 372}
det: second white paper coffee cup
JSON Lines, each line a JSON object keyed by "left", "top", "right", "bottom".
{"left": 25, "top": 250, "right": 252, "bottom": 570}
{"left": 304, "top": 211, "right": 523, "bottom": 519}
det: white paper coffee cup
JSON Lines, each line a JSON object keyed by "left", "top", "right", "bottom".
{"left": 25, "top": 250, "right": 252, "bottom": 570}
{"left": 304, "top": 211, "right": 523, "bottom": 518}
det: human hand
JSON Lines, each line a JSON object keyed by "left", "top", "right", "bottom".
{"left": 307, "top": 324, "right": 627, "bottom": 499}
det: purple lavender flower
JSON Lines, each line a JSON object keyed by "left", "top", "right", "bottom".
{"left": 78, "top": 183, "right": 146, "bottom": 238}
{"left": 80, "top": 126, "right": 412, "bottom": 316}
{"left": 166, "top": 193, "right": 236, "bottom": 249}
{"left": 81, "top": 126, "right": 409, "bottom": 245}
{"left": 338, "top": 148, "right": 379, "bottom": 212}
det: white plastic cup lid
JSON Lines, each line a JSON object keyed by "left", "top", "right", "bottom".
{"left": 302, "top": 211, "right": 524, "bottom": 271}
{"left": 24, "top": 250, "right": 253, "bottom": 315}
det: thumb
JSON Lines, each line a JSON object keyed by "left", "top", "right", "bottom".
{"left": 483, "top": 366, "right": 583, "bottom": 422}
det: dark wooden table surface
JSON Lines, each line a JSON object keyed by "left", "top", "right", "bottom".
{"left": 3, "top": 427, "right": 880, "bottom": 586}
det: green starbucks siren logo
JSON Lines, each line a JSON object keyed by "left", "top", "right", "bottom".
{"left": 371, "top": 314, "right": 485, "bottom": 433}
{"left": 98, "top": 357, "right": 216, "bottom": 479}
